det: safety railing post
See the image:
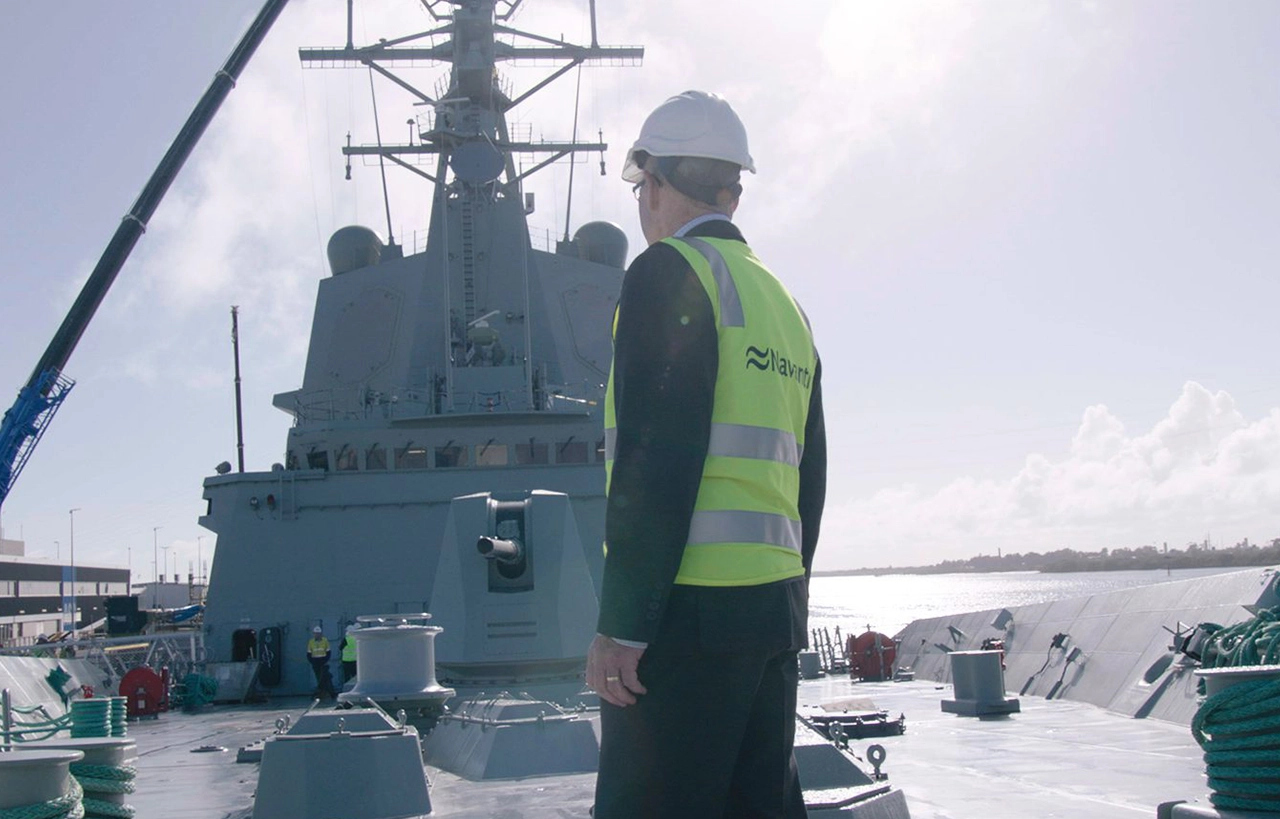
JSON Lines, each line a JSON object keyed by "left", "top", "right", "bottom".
{"left": 2, "top": 688, "right": 12, "bottom": 751}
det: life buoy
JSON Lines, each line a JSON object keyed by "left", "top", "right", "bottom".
{"left": 846, "top": 631, "right": 896, "bottom": 681}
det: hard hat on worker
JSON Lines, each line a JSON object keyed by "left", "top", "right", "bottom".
{"left": 621, "top": 90, "right": 755, "bottom": 183}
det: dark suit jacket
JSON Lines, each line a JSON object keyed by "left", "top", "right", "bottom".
{"left": 597, "top": 218, "right": 827, "bottom": 654}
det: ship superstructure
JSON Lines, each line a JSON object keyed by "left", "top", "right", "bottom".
{"left": 200, "top": 0, "right": 641, "bottom": 696}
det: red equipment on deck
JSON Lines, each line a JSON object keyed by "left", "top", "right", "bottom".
{"left": 120, "top": 666, "right": 169, "bottom": 718}
{"left": 846, "top": 631, "right": 897, "bottom": 682}
{"left": 981, "top": 637, "right": 1008, "bottom": 668}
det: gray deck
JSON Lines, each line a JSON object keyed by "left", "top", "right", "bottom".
{"left": 117, "top": 674, "right": 1215, "bottom": 819}
{"left": 797, "top": 675, "right": 1210, "bottom": 818}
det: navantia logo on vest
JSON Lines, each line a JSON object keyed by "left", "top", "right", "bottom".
{"left": 744, "top": 346, "right": 812, "bottom": 388}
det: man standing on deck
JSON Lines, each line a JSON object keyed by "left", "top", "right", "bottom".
{"left": 339, "top": 626, "right": 358, "bottom": 684}
{"left": 306, "top": 625, "right": 335, "bottom": 699}
{"left": 587, "top": 90, "right": 827, "bottom": 818}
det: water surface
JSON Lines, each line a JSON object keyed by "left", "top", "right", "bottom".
{"left": 808, "top": 566, "right": 1242, "bottom": 639}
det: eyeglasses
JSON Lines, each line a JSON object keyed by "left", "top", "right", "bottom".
{"left": 631, "top": 172, "right": 662, "bottom": 201}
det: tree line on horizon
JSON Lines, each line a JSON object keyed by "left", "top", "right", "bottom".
{"left": 820, "top": 537, "right": 1280, "bottom": 576}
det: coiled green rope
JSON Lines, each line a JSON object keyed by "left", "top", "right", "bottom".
{"left": 1199, "top": 607, "right": 1280, "bottom": 670}
{"left": 1191, "top": 607, "right": 1280, "bottom": 812}
{"left": 0, "top": 775, "right": 84, "bottom": 819}
{"left": 77, "top": 800, "right": 131, "bottom": 819}
{"left": 69, "top": 762, "right": 136, "bottom": 819}
{"left": 68, "top": 765, "right": 135, "bottom": 783}
{"left": 8, "top": 713, "right": 72, "bottom": 742}
{"left": 179, "top": 674, "right": 218, "bottom": 712}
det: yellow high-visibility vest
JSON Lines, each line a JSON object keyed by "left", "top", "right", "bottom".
{"left": 341, "top": 633, "right": 357, "bottom": 662}
{"left": 605, "top": 236, "right": 815, "bottom": 586}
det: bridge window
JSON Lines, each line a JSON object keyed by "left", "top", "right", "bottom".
{"left": 557, "top": 440, "right": 588, "bottom": 464}
{"left": 365, "top": 445, "right": 387, "bottom": 470}
{"left": 307, "top": 450, "right": 329, "bottom": 471}
{"left": 516, "top": 442, "right": 548, "bottom": 465}
{"left": 396, "top": 445, "right": 430, "bottom": 470}
{"left": 435, "top": 445, "right": 468, "bottom": 468}
{"left": 336, "top": 447, "right": 359, "bottom": 471}
{"left": 476, "top": 443, "right": 509, "bottom": 466}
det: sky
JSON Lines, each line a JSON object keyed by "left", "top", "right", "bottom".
{"left": 1, "top": 0, "right": 1278, "bottom": 575}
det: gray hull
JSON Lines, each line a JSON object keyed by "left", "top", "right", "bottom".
{"left": 893, "top": 565, "right": 1280, "bottom": 724}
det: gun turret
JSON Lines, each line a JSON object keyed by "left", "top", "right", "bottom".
{"left": 476, "top": 536, "right": 523, "bottom": 565}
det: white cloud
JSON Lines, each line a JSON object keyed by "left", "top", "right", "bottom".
{"left": 819, "top": 382, "right": 1280, "bottom": 569}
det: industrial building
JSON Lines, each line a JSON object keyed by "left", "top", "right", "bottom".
{"left": 0, "top": 537, "right": 130, "bottom": 647}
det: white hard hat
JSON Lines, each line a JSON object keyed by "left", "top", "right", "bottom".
{"left": 622, "top": 90, "right": 755, "bottom": 183}
{"left": 312, "top": 626, "right": 322, "bottom": 633}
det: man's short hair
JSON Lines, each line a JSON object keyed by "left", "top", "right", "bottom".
{"left": 648, "top": 154, "right": 743, "bottom": 207}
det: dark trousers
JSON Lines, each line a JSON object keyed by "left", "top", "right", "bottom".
{"left": 342, "top": 661, "right": 357, "bottom": 684}
{"left": 594, "top": 643, "right": 806, "bottom": 819}
{"left": 309, "top": 659, "right": 333, "bottom": 695}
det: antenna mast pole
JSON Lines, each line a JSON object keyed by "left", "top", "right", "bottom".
{"left": 231, "top": 306, "right": 246, "bottom": 473}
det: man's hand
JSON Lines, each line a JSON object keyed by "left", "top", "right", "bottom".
{"left": 586, "top": 634, "right": 648, "bottom": 707}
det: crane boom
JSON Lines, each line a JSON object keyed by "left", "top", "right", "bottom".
{"left": 0, "top": 0, "right": 290, "bottom": 511}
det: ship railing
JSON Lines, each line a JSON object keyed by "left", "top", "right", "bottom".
{"left": 286, "top": 379, "right": 601, "bottom": 423}
{"left": 507, "top": 48, "right": 644, "bottom": 69}
{"left": 0, "top": 631, "right": 205, "bottom": 695}
{"left": 455, "top": 388, "right": 533, "bottom": 413}
{"left": 529, "top": 226, "right": 555, "bottom": 252}
{"left": 361, "top": 218, "right": 562, "bottom": 257}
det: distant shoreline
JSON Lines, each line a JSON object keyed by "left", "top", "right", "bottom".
{"left": 814, "top": 546, "right": 1280, "bottom": 577}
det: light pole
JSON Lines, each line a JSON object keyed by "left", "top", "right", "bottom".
{"left": 152, "top": 527, "right": 161, "bottom": 608}
{"left": 68, "top": 508, "right": 80, "bottom": 633}
{"left": 54, "top": 541, "right": 60, "bottom": 562}
{"left": 197, "top": 536, "right": 204, "bottom": 586}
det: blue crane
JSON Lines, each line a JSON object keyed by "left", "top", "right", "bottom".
{"left": 0, "top": 0, "right": 290, "bottom": 511}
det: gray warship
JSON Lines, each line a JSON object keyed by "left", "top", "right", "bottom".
{"left": 8, "top": 2, "right": 1277, "bottom": 818}
{"left": 199, "top": 0, "right": 635, "bottom": 701}
{"left": 2, "top": 2, "right": 912, "bottom": 816}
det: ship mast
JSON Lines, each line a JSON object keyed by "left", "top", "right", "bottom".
{"left": 299, "top": 0, "right": 641, "bottom": 410}
{"left": 299, "top": 0, "right": 642, "bottom": 193}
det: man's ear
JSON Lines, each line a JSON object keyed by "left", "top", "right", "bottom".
{"left": 645, "top": 172, "right": 662, "bottom": 209}
{"left": 717, "top": 188, "right": 740, "bottom": 217}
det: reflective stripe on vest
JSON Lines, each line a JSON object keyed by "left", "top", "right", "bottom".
{"left": 603, "top": 235, "right": 815, "bottom": 587}
{"left": 605, "top": 422, "right": 800, "bottom": 466}
{"left": 708, "top": 422, "right": 802, "bottom": 467}
{"left": 682, "top": 237, "right": 744, "bottom": 327}
{"left": 687, "top": 509, "right": 802, "bottom": 552}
